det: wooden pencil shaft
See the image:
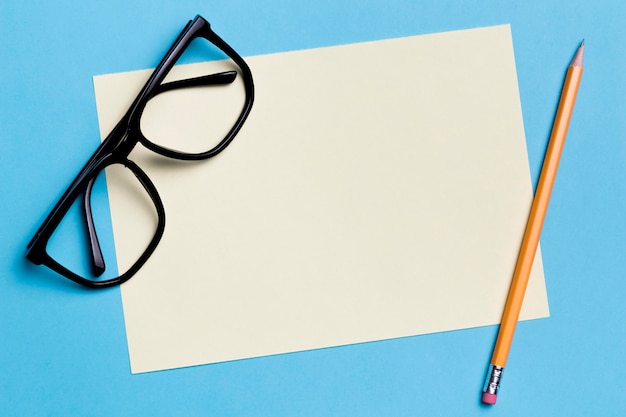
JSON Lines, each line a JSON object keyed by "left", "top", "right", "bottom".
{"left": 490, "top": 55, "right": 583, "bottom": 367}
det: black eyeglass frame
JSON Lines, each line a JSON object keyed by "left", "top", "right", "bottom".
{"left": 26, "top": 15, "right": 255, "bottom": 288}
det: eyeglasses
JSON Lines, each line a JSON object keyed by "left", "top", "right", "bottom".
{"left": 26, "top": 15, "right": 254, "bottom": 288}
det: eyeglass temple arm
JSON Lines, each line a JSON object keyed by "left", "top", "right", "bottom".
{"left": 150, "top": 70, "right": 237, "bottom": 97}
{"left": 84, "top": 178, "right": 106, "bottom": 277}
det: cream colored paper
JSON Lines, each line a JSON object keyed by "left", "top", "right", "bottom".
{"left": 93, "top": 24, "right": 549, "bottom": 374}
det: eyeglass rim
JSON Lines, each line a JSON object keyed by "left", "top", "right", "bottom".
{"left": 29, "top": 157, "right": 166, "bottom": 288}
{"left": 131, "top": 15, "right": 255, "bottom": 161}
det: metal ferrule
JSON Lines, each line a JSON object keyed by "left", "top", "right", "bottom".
{"left": 483, "top": 365, "right": 504, "bottom": 395}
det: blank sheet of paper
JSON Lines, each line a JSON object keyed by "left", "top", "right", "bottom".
{"left": 93, "top": 24, "right": 549, "bottom": 374}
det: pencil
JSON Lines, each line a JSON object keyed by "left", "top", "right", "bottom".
{"left": 481, "top": 40, "right": 585, "bottom": 405}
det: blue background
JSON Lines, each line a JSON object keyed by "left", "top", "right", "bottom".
{"left": 2, "top": 0, "right": 625, "bottom": 415}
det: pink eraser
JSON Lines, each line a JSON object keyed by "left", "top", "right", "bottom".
{"left": 482, "top": 392, "right": 497, "bottom": 405}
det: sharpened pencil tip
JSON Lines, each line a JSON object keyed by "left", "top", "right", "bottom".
{"left": 570, "top": 40, "right": 584, "bottom": 68}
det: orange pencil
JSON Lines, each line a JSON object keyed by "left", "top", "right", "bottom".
{"left": 482, "top": 41, "right": 584, "bottom": 405}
